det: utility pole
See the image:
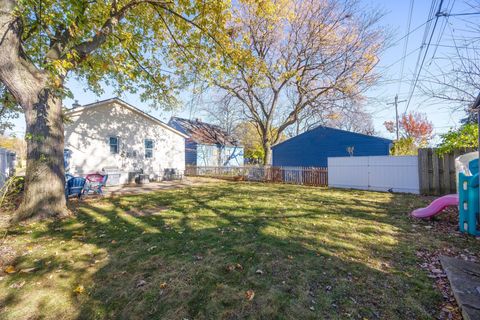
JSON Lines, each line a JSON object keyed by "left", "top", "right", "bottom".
{"left": 387, "top": 94, "right": 407, "bottom": 140}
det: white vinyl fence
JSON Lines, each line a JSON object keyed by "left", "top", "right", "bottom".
{"left": 0, "top": 148, "right": 16, "bottom": 189}
{"left": 328, "top": 156, "right": 420, "bottom": 194}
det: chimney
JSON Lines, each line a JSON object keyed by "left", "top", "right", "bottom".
{"left": 72, "top": 100, "right": 80, "bottom": 108}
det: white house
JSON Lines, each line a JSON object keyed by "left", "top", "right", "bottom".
{"left": 64, "top": 98, "right": 187, "bottom": 185}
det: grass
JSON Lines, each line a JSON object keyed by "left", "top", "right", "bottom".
{"left": 0, "top": 181, "right": 479, "bottom": 319}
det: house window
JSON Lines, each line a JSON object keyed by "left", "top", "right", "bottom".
{"left": 109, "top": 137, "right": 119, "bottom": 154}
{"left": 145, "top": 139, "right": 154, "bottom": 158}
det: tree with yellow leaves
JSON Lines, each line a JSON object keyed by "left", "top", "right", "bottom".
{"left": 199, "top": 0, "right": 386, "bottom": 164}
{"left": 0, "top": 0, "right": 229, "bottom": 220}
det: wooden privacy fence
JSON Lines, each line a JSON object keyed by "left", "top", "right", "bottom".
{"left": 185, "top": 165, "right": 328, "bottom": 187}
{"left": 418, "top": 148, "right": 475, "bottom": 195}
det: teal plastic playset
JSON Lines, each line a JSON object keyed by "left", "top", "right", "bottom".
{"left": 412, "top": 155, "right": 479, "bottom": 236}
{"left": 458, "top": 159, "right": 479, "bottom": 236}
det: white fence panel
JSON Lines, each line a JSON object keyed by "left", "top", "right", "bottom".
{"left": 328, "top": 156, "right": 419, "bottom": 194}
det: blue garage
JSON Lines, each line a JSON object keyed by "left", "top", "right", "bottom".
{"left": 272, "top": 126, "right": 392, "bottom": 167}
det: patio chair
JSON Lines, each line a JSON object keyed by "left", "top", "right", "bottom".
{"left": 65, "top": 177, "right": 86, "bottom": 200}
{"left": 83, "top": 173, "right": 108, "bottom": 196}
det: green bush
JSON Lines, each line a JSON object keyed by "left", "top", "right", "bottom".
{"left": 436, "top": 123, "right": 478, "bottom": 155}
{"left": 390, "top": 137, "right": 417, "bottom": 155}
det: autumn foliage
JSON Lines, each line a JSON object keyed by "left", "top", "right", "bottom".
{"left": 384, "top": 112, "right": 433, "bottom": 155}
{"left": 384, "top": 112, "right": 433, "bottom": 145}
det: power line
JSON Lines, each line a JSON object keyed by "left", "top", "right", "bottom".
{"left": 397, "top": 0, "right": 415, "bottom": 93}
{"left": 428, "top": 0, "right": 455, "bottom": 65}
{"left": 448, "top": 11, "right": 480, "bottom": 17}
{"left": 405, "top": 0, "right": 438, "bottom": 96}
{"left": 404, "top": 0, "right": 445, "bottom": 114}
{"left": 394, "top": 16, "right": 438, "bottom": 48}
{"left": 379, "top": 46, "right": 421, "bottom": 71}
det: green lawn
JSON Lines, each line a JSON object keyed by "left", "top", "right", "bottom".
{"left": 0, "top": 181, "right": 478, "bottom": 319}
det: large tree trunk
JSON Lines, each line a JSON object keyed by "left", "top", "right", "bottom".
{"left": 0, "top": 0, "right": 69, "bottom": 221}
{"left": 15, "top": 89, "right": 68, "bottom": 221}
{"left": 262, "top": 140, "right": 272, "bottom": 165}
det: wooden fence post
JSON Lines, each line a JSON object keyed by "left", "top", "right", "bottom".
{"left": 418, "top": 148, "right": 430, "bottom": 194}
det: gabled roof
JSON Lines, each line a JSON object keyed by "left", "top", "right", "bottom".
{"left": 65, "top": 97, "right": 188, "bottom": 138}
{"left": 169, "top": 117, "right": 241, "bottom": 146}
{"left": 272, "top": 125, "right": 392, "bottom": 149}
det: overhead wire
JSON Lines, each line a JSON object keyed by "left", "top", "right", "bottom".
{"left": 429, "top": 0, "right": 456, "bottom": 65}
{"left": 397, "top": 0, "right": 415, "bottom": 93}
{"left": 404, "top": 0, "right": 445, "bottom": 113}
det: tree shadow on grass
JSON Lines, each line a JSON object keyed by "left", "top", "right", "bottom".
{"left": 0, "top": 183, "right": 444, "bottom": 319}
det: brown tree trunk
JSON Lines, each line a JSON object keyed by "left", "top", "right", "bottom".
{"left": 0, "top": 1, "right": 69, "bottom": 220}
{"left": 14, "top": 89, "right": 68, "bottom": 221}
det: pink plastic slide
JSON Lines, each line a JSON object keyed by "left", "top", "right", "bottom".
{"left": 411, "top": 194, "right": 459, "bottom": 218}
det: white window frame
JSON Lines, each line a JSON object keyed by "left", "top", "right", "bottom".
{"left": 144, "top": 139, "right": 154, "bottom": 158}
{"left": 109, "top": 136, "right": 119, "bottom": 154}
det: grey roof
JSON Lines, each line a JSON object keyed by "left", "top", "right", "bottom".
{"left": 169, "top": 117, "right": 241, "bottom": 146}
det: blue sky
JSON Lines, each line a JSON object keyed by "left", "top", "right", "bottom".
{"left": 7, "top": 0, "right": 479, "bottom": 143}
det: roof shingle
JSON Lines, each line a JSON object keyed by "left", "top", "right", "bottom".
{"left": 169, "top": 117, "right": 240, "bottom": 146}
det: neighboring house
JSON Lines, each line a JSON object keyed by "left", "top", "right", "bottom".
{"left": 64, "top": 98, "right": 187, "bottom": 184}
{"left": 0, "top": 147, "right": 15, "bottom": 188}
{"left": 272, "top": 126, "right": 392, "bottom": 167}
{"left": 168, "top": 117, "right": 244, "bottom": 167}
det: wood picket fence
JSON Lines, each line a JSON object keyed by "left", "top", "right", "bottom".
{"left": 185, "top": 165, "right": 328, "bottom": 187}
{"left": 418, "top": 148, "right": 476, "bottom": 195}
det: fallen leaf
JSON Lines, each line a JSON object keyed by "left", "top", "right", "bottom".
{"left": 73, "top": 285, "right": 85, "bottom": 294}
{"left": 19, "top": 268, "right": 36, "bottom": 274}
{"left": 4, "top": 265, "right": 16, "bottom": 274}
{"left": 245, "top": 289, "right": 255, "bottom": 301}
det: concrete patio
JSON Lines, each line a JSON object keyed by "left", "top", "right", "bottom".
{"left": 103, "top": 176, "right": 220, "bottom": 197}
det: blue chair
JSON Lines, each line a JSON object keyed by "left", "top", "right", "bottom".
{"left": 65, "top": 177, "right": 86, "bottom": 200}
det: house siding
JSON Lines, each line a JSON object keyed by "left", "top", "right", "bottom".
{"left": 65, "top": 101, "right": 185, "bottom": 183}
{"left": 168, "top": 117, "right": 244, "bottom": 167}
{"left": 185, "top": 140, "right": 198, "bottom": 166}
{"left": 192, "top": 144, "right": 245, "bottom": 167}
{"left": 221, "top": 146, "right": 244, "bottom": 166}
{"left": 196, "top": 144, "right": 219, "bottom": 166}
{"left": 272, "top": 126, "right": 392, "bottom": 167}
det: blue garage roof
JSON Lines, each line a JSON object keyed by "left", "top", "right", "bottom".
{"left": 272, "top": 126, "right": 392, "bottom": 167}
